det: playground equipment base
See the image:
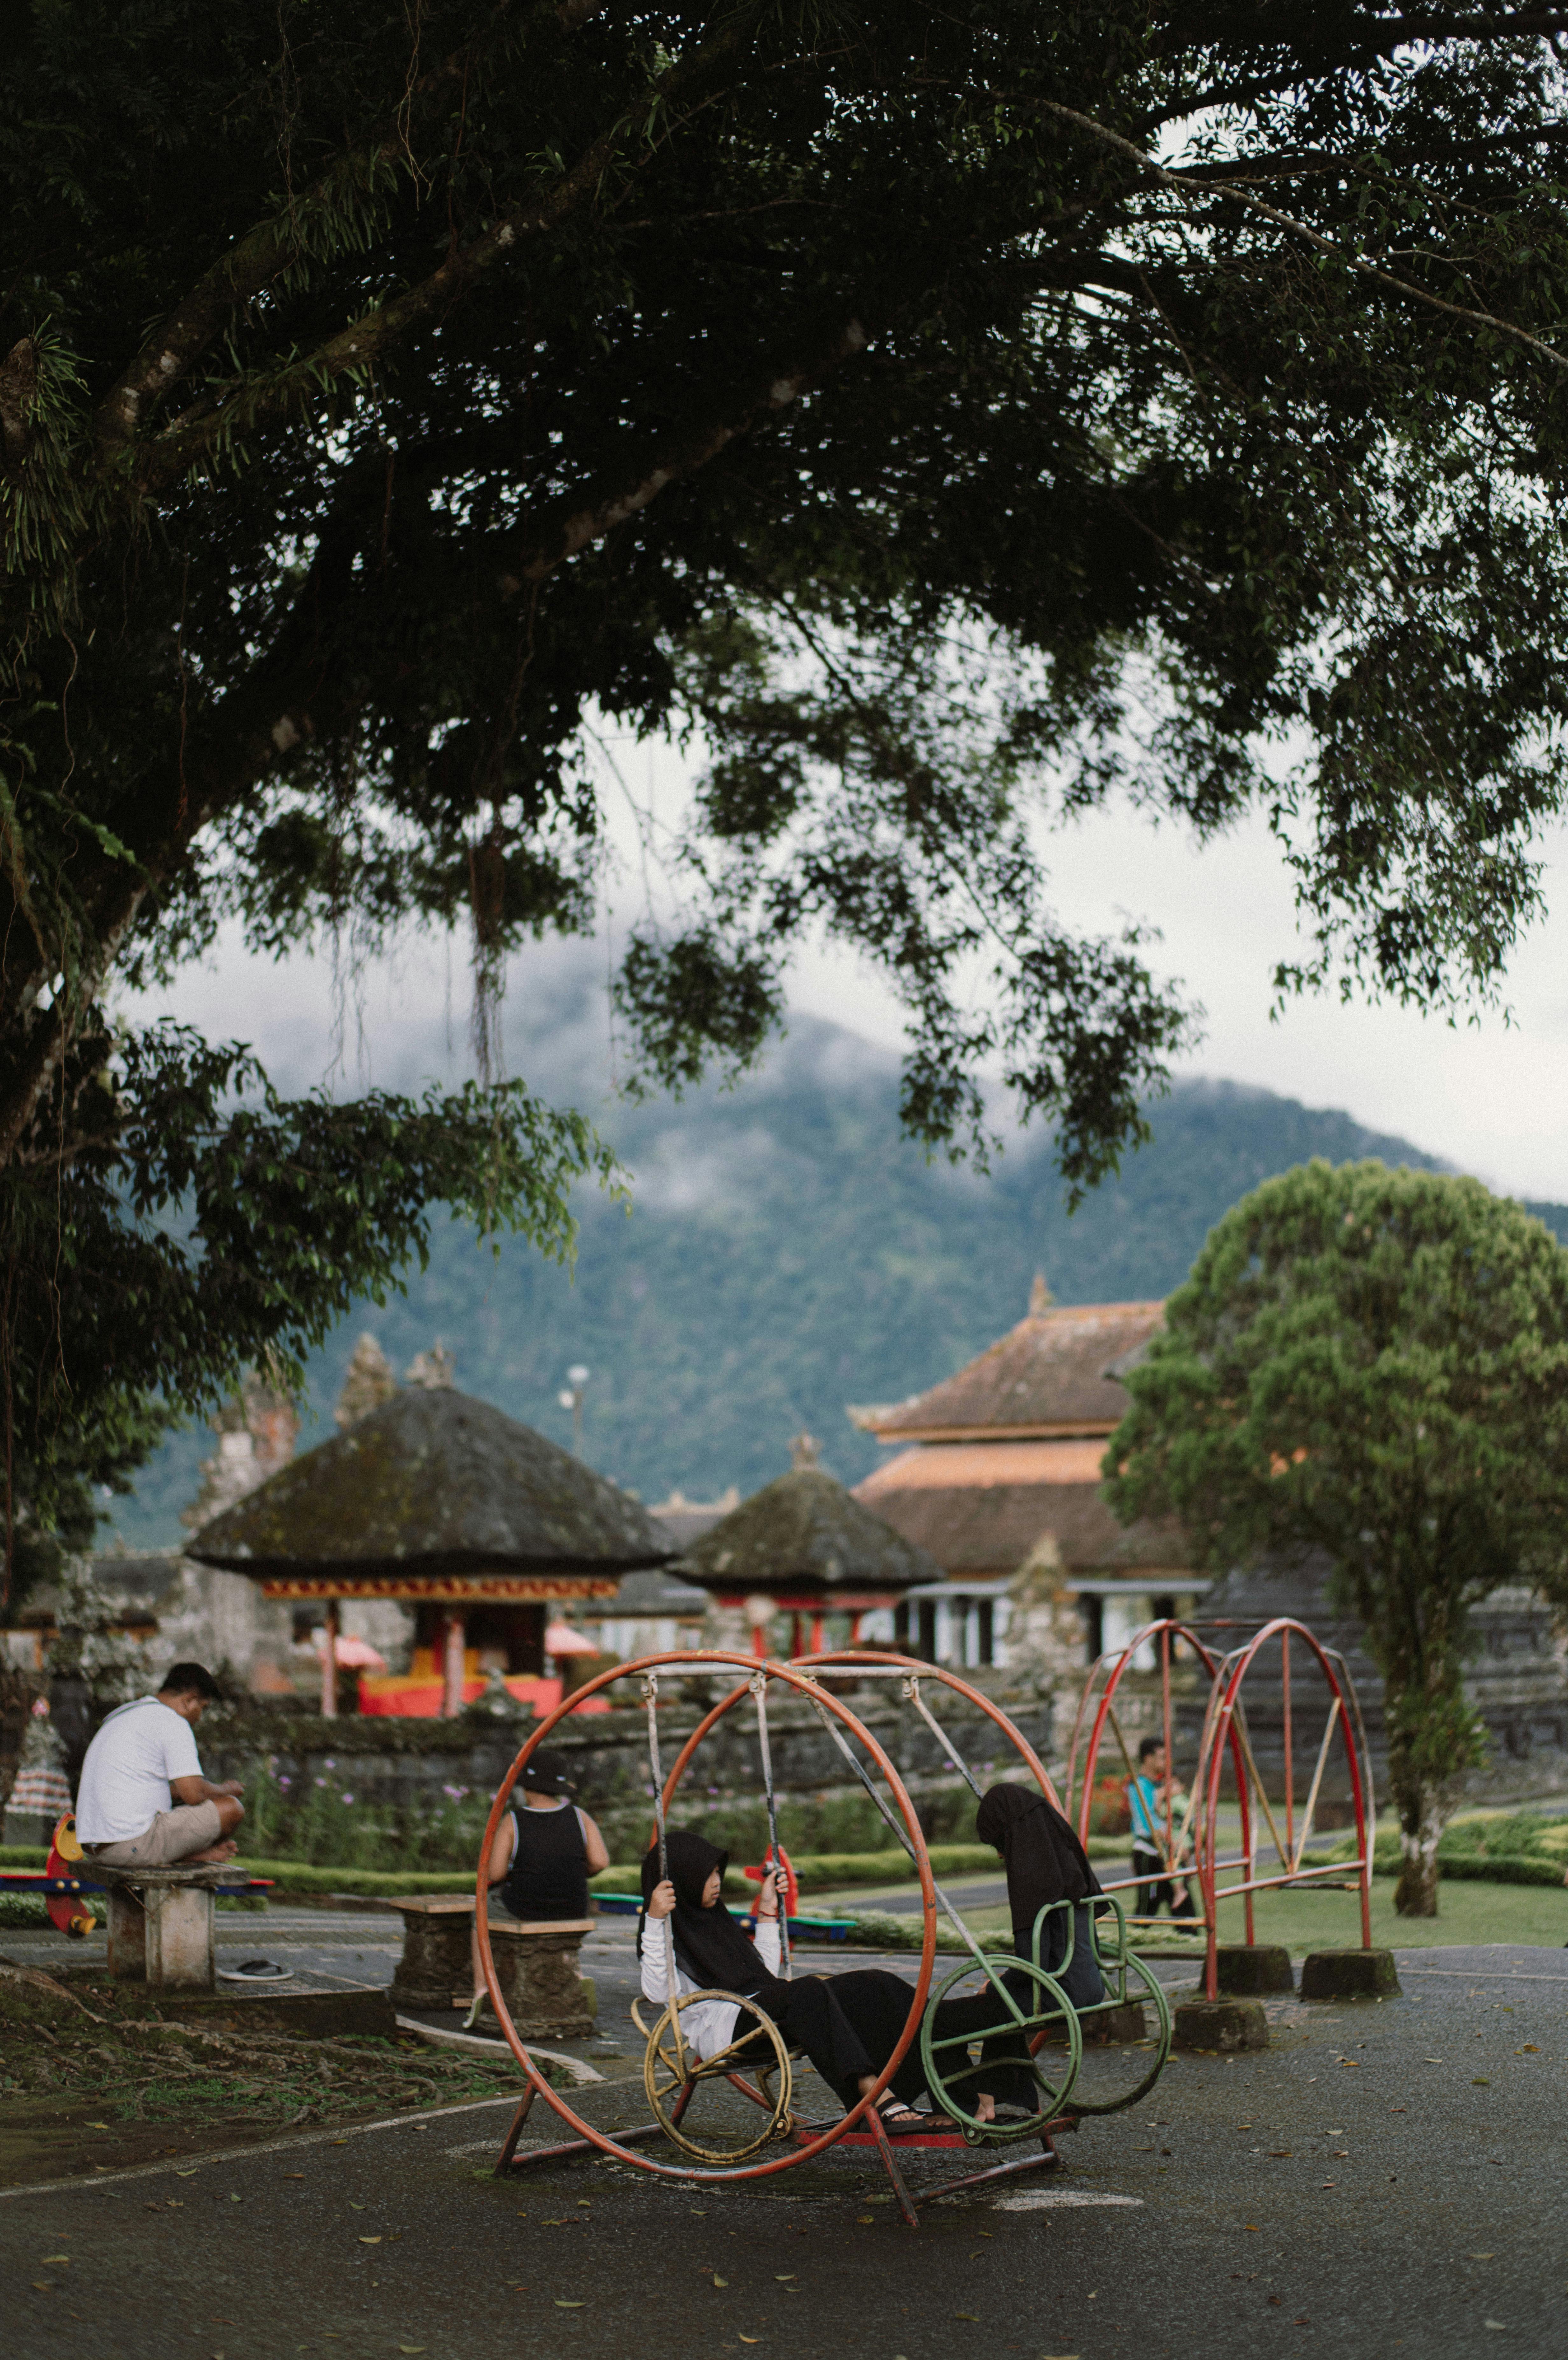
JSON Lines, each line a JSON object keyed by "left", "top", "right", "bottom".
{"left": 491, "top": 2076, "right": 1070, "bottom": 2225}
{"left": 1299, "top": 1947, "right": 1402, "bottom": 2000}
{"left": 1172, "top": 1995, "right": 1269, "bottom": 2052}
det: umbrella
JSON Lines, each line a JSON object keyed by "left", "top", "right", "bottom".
{"left": 313, "top": 1632, "right": 388, "bottom": 1669}
{"left": 544, "top": 1621, "right": 597, "bottom": 1655}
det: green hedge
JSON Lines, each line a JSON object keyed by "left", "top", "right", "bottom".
{"left": 589, "top": 1842, "right": 1005, "bottom": 1896}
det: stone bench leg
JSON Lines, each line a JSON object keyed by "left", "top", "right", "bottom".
{"left": 490, "top": 1923, "right": 596, "bottom": 2040}
{"left": 389, "top": 1911, "right": 474, "bottom": 2012}
{"left": 105, "top": 1882, "right": 215, "bottom": 1990}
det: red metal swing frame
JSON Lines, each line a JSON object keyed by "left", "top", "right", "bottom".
{"left": 476, "top": 1649, "right": 1116, "bottom": 2222}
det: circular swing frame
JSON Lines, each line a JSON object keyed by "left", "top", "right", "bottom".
{"left": 476, "top": 1647, "right": 1169, "bottom": 2182}
{"left": 475, "top": 1649, "right": 942, "bottom": 2185}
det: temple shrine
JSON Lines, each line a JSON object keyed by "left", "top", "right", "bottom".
{"left": 679, "top": 1438, "right": 943, "bottom": 1656}
{"left": 187, "top": 1386, "right": 672, "bottom": 1715}
{"left": 850, "top": 1274, "right": 1205, "bottom": 1668}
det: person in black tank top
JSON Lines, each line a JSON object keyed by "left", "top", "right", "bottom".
{"left": 465, "top": 1748, "right": 610, "bottom": 2026}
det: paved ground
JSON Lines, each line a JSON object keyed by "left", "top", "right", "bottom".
{"left": 2, "top": 1932, "right": 1565, "bottom": 2358}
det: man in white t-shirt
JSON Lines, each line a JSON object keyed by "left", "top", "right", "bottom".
{"left": 76, "top": 1663, "right": 245, "bottom": 1867}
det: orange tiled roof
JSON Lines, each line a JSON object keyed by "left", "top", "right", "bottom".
{"left": 853, "top": 1299, "right": 1164, "bottom": 1441}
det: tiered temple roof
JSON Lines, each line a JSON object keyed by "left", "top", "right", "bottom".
{"left": 850, "top": 1282, "right": 1188, "bottom": 1582}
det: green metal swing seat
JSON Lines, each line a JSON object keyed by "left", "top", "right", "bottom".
{"left": 919, "top": 1894, "right": 1174, "bottom": 2143}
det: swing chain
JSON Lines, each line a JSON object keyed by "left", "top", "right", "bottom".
{"left": 642, "top": 1671, "right": 687, "bottom": 2082}
{"left": 749, "top": 1667, "right": 790, "bottom": 1977}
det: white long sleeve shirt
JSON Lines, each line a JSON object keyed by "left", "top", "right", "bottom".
{"left": 638, "top": 1911, "right": 783, "bottom": 2059}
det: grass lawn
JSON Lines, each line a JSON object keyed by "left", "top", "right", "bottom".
{"left": 816, "top": 1872, "right": 1568, "bottom": 1956}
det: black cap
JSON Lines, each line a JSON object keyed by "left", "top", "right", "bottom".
{"left": 520, "top": 1748, "right": 571, "bottom": 1794}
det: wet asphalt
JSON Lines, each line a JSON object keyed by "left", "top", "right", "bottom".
{"left": 2, "top": 1935, "right": 1564, "bottom": 2359}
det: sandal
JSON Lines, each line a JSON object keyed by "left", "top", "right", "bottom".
{"left": 873, "top": 2094, "right": 936, "bottom": 2135}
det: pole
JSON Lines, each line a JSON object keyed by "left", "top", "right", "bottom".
{"left": 321, "top": 1600, "right": 339, "bottom": 1719}
{"left": 443, "top": 1611, "right": 467, "bottom": 1718}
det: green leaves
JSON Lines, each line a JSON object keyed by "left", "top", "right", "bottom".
{"left": 0, "top": 1019, "right": 619, "bottom": 1607}
{"left": 1104, "top": 1160, "right": 1568, "bottom": 1881}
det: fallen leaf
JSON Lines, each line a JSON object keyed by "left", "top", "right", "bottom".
{"left": 176, "top": 2170, "right": 198, "bottom": 2179}
{"left": 31, "top": 2283, "right": 52, "bottom": 2293}
{"left": 1484, "top": 2323, "right": 1507, "bottom": 2332}
{"left": 40, "top": 2256, "right": 69, "bottom": 2265}
{"left": 227, "top": 2194, "right": 242, "bottom": 2203}
{"left": 554, "top": 2300, "right": 584, "bottom": 2309}
{"left": 88, "top": 2122, "right": 110, "bottom": 2130}
{"left": 349, "top": 2202, "right": 365, "bottom": 2210}
{"left": 1473, "top": 2078, "right": 1491, "bottom": 2087}
{"left": 399, "top": 2348, "right": 426, "bottom": 2353}
{"left": 713, "top": 2275, "right": 728, "bottom": 2288}
{"left": 1470, "top": 2254, "right": 1495, "bottom": 2261}
{"left": 1518, "top": 2045, "right": 1540, "bottom": 2054}
{"left": 1269, "top": 2150, "right": 1293, "bottom": 2158}
{"left": 358, "top": 2236, "right": 382, "bottom": 2245}
{"left": 774, "top": 2275, "right": 796, "bottom": 2282}
{"left": 739, "top": 2340, "right": 761, "bottom": 2347}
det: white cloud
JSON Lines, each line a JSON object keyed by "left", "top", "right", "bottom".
{"left": 126, "top": 728, "right": 1568, "bottom": 1203}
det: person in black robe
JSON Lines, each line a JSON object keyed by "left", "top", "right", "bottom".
{"left": 639, "top": 1830, "right": 941, "bottom": 2129}
{"left": 931, "top": 1781, "right": 1108, "bottom": 2121}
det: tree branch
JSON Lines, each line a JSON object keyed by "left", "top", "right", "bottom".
{"left": 1000, "top": 90, "right": 1568, "bottom": 376}
{"left": 0, "top": 305, "right": 875, "bottom": 1161}
{"left": 127, "top": 26, "right": 747, "bottom": 495}
{"left": 91, "top": 0, "right": 613, "bottom": 465}
{"left": 505, "top": 317, "right": 871, "bottom": 582}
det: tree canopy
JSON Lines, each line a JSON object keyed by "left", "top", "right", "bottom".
{"left": 1103, "top": 1160, "right": 1568, "bottom": 1914}
{"left": 6, "top": 3, "right": 1568, "bottom": 1586}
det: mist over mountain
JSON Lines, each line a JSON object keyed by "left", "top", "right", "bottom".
{"left": 107, "top": 961, "right": 1568, "bottom": 1548}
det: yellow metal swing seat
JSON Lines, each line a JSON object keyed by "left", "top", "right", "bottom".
{"left": 633, "top": 1988, "right": 795, "bottom": 2164}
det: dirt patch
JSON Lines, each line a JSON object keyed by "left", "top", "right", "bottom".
{"left": 0, "top": 1956, "right": 523, "bottom": 2190}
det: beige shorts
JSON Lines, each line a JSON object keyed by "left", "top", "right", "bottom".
{"left": 86, "top": 1801, "right": 223, "bottom": 1867}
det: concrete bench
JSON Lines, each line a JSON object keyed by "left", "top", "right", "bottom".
{"left": 89, "top": 1859, "right": 231, "bottom": 1992}
{"left": 373, "top": 1894, "right": 597, "bottom": 2038}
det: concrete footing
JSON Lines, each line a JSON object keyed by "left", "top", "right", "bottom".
{"left": 1173, "top": 1996, "right": 1269, "bottom": 2052}
{"left": 1213, "top": 1944, "right": 1294, "bottom": 1996}
{"left": 1299, "top": 1948, "right": 1401, "bottom": 2000}
{"left": 1085, "top": 2000, "right": 1148, "bottom": 2045}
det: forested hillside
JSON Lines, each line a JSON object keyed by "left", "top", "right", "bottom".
{"left": 108, "top": 1006, "right": 1567, "bottom": 1548}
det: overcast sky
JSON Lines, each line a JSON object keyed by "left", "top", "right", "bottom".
{"left": 136, "top": 732, "right": 1568, "bottom": 1206}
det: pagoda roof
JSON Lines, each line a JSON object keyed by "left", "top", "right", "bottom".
{"left": 855, "top": 1440, "right": 1189, "bottom": 1577}
{"left": 679, "top": 1467, "right": 944, "bottom": 1596}
{"left": 851, "top": 1299, "right": 1165, "bottom": 1442}
{"left": 185, "top": 1388, "right": 673, "bottom": 1581}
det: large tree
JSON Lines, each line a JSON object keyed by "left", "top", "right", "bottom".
{"left": 6, "top": 4, "right": 1568, "bottom": 1586}
{"left": 1103, "top": 1161, "right": 1568, "bottom": 1916}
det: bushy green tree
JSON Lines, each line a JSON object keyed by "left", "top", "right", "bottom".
{"left": 8, "top": 5, "right": 1568, "bottom": 1589}
{"left": 1103, "top": 1163, "right": 1568, "bottom": 1916}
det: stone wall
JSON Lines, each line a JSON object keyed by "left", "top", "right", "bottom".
{"left": 201, "top": 1678, "right": 1055, "bottom": 1860}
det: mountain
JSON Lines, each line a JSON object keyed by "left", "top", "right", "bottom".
{"left": 104, "top": 996, "right": 1568, "bottom": 1547}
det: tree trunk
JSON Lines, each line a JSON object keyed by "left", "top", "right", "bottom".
{"left": 1392, "top": 1781, "right": 1446, "bottom": 1917}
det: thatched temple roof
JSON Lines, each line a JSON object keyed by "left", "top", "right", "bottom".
{"left": 185, "top": 1388, "right": 673, "bottom": 1582}
{"left": 679, "top": 1467, "right": 944, "bottom": 1598}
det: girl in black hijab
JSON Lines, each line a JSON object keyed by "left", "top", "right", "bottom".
{"left": 930, "top": 1783, "right": 1107, "bottom": 2122}
{"left": 639, "top": 1829, "right": 941, "bottom": 2129}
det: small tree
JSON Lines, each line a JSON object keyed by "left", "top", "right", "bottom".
{"left": 1103, "top": 1162, "right": 1568, "bottom": 1917}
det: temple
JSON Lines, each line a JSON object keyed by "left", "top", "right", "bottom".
{"left": 186, "top": 1387, "right": 672, "bottom": 1715}
{"left": 679, "top": 1438, "right": 944, "bottom": 1656}
{"left": 850, "top": 1274, "right": 1205, "bottom": 1669}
